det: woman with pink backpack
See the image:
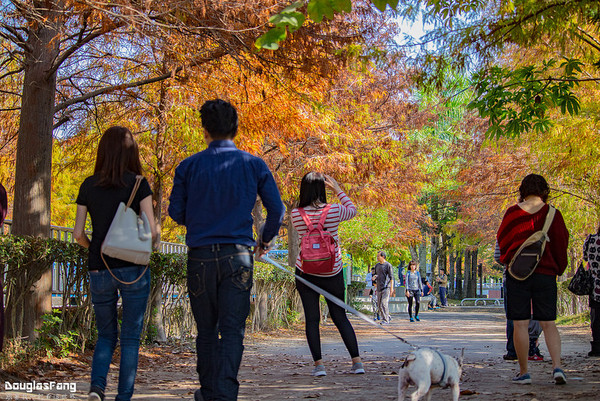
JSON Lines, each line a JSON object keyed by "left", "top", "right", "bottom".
{"left": 291, "top": 172, "right": 364, "bottom": 377}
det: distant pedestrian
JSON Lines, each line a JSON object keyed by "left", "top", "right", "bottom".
{"left": 497, "top": 174, "right": 569, "bottom": 385}
{"left": 437, "top": 268, "right": 449, "bottom": 306}
{"left": 374, "top": 251, "right": 394, "bottom": 324}
{"left": 367, "top": 267, "right": 380, "bottom": 320}
{"left": 397, "top": 261, "right": 405, "bottom": 287}
{"left": 291, "top": 172, "right": 364, "bottom": 377}
{"left": 583, "top": 223, "right": 600, "bottom": 357}
{"left": 405, "top": 261, "right": 423, "bottom": 322}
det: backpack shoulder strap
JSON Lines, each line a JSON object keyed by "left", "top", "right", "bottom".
{"left": 542, "top": 206, "right": 556, "bottom": 235}
{"left": 317, "top": 204, "right": 332, "bottom": 230}
{"left": 297, "top": 208, "right": 314, "bottom": 230}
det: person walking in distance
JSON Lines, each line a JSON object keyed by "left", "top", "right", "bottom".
{"left": 437, "top": 268, "right": 449, "bottom": 307}
{"left": 169, "top": 99, "right": 285, "bottom": 401}
{"left": 405, "top": 261, "right": 423, "bottom": 322}
{"left": 374, "top": 251, "right": 394, "bottom": 324}
{"left": 291, "top": 172, "right": 364, "bottom": 377}
{"left": 367, "top": 267, "right": 380, "bottom": 320}
{"left": 74, "top": 126, "right": 158, "bottom": 401}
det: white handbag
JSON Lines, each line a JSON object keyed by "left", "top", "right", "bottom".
{"left": 101, "top": 175, "right": 152, "bottom": 284}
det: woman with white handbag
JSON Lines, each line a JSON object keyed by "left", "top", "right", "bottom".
{"left": 74, "top": 126, "right": 157, "bottom": 401}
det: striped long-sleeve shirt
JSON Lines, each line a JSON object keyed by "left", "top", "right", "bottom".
{"left": 291, "top": 191, "right": 357, "bottom": 277}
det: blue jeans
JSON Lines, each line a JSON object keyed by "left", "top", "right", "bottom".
{"left": 89, "top": 266, "right": 150, "bottom": 401}
{"left": 187, "top": 244, "right": 253, "bottom": 401}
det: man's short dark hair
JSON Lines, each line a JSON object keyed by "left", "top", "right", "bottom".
{"left": 200, "top": 99, "right": 238, "bottom": 139}
{"left": 378, "top": 250, "right": 386, "bottom": 259}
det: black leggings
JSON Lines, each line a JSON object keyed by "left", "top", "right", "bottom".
{"left": 295, "top": 269, "right": 360, "bottom": 361}
{"left": 407, "top": 291, "right": 420, "bottom": 318}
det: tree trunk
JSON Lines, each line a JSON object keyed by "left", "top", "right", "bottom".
{"left": 439, "top": 232, "right": 448, "bottom": 276}
{"left": 418, "top": 237, "right": 427, "bottom": 276}
{"left": 447, "top": 243, "right": 455, "bottom": 296}
{"left": 10, "top": 8, "right": 61, "bottom": 341}
{"left": 409, "top": 244, "right": 418, "bottom": 262}
{"left": 470, "top": 248, "right": 478, "bottom": 298}
{"left": 455, "top": 251, "right": 463, "bottom": 299}
{"left": 148, "top": 76, "right": 171, "bottom": 344}
{"left": 478, "top": 263, "right": 483, "bottom": 297}
{"left": 465, "top": 249, "right": 474, "bottom": 298}
{"left": 253, "top": 198, "right": 266, "bottom": 242}
{"left": 430, "top": 233, "right": 439, "bottom": 287}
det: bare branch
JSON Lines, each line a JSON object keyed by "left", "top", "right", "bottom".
{"left": 49, "top": 24, "right": 122, "bottom": 76}
{"left": 2, "top": 23, "right": 30, "bottom": 51}
{"left": 0, "top": 89, "right": 21, "bottom": 96}
{"left": 54, "top": 67, "right": 183, "bottom": 112}
{"left": 54, "top": 49, "right": 227, "bottom": 112}
{"left": 0, "top": 67, "right": 24, "bottom": 81}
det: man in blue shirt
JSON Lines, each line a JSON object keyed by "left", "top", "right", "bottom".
{"left": 169, "top": 99, "right": 285, "bottom": 401}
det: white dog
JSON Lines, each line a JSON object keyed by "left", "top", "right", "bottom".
{"left": 398, "top": 347, "right": 464, "bottom": 401}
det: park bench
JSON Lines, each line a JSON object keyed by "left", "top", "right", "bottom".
{"left": 460, "top": 298, "right": 504, "bottom": 306}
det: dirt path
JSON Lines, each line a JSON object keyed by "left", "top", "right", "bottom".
{"left": 3, "top": 308, "right": 600, "bottom": 400}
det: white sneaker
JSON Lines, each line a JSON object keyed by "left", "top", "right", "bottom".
{"left": 88, "top": 391, "right": 102, "bottom": 401}
{"left": 311, "top": 365, "right": 327, "bottom": 376}
{"left": 351, "top": 362, "right": 365, "bottom": 374}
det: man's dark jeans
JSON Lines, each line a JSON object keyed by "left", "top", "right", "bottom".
{"left": 188, "top": 244, "right": 253, "bottom": 401}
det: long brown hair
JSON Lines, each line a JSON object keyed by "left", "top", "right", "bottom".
{"left": 94, "top": 126, "right": 142, "bottom": 187}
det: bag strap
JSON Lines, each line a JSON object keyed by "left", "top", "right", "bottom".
{"left": 100, "top": 175, "right": 148, "bottom": 285}
{"left": 317, "top": 204, "right": 332, "bottom": 230}
{"left": 298, "top": 204, "right": 332, "bottom": 231}
{"left": 101, "top": 253, "right": 149, "bottom": 285}
{"left": 126, "top": 175, "right": 144, "bottom": 209}
{"left": 542, "top": 205, "right": 556, "bottom": 237}
{"left": 298, "top": 208, "right": 314, "bottom": 231}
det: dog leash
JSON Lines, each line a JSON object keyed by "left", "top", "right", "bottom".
{"left": 261, "top": 255, "right": 418, "bottom": 349}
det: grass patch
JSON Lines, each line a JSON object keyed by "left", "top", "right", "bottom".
{"left": 556, "top": 312, "right": 590, "bottom": 326}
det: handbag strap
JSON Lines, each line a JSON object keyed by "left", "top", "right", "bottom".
{"left": 126, "top": 175, "right": 144, "bottom": 209}
{"left": 101, "top": 252, "right": 149, "bottom": 285}
{"left": 99, "top": 175, "right": 149, "bottom": 285}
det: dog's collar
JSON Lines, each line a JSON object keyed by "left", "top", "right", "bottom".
{"left": 433, "top": 349, "right": 449, "bottom": 388}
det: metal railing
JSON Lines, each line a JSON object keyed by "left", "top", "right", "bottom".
{"left": 1, "top": 219, "right": 187, "bottom": 295}
{"left": 2, "top": 219, "right": 187, "bottom": 253}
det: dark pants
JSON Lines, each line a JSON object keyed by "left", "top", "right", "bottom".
{"left": 439, "top": 286, "right": 448, "bottom": 306}
{"left": 591, "top": 298, "right": 600, "bottom": 344}
{"left": 406, "top": 290, "right": 420, "bottom": 318}
{"left": 187, "top": 244, "right": 253, "bottom": 401}
{"left": 0, "top": 275, "right": 3, "bottom": 353}
{"left": 295, "top": 269, "right": 360, "bottom": 362}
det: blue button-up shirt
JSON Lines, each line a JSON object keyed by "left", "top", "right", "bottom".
{"left": 168, "top": 140, "right": 285, "bottom": 248}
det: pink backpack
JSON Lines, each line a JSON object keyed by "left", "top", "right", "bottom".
{"left": 298, "top": 205, "right": 336, "bottom": 275}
